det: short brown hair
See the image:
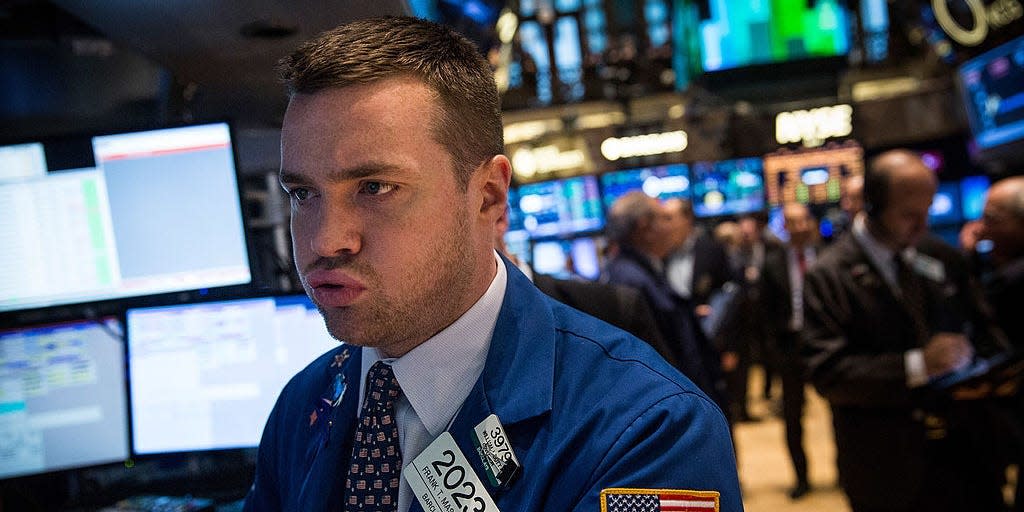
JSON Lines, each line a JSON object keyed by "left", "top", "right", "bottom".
{"left": 277, "top": 16, "right": 503, "bottom": 188}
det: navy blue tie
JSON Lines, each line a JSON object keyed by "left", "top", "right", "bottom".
{"left": 345, "top": 361, "right": 403, "bottom": 511}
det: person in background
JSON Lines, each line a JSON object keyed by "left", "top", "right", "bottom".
{"left": 603, "top": 192, "right": 726, "bottom": 409}
{"left": 761, "top": 203, "right": 818, "bottom": 500}
{"left": 802, "top": 149, "right": 1008, "bottom": 512}
{"left": 245, "top": 16, "right": 741, "bottom": 512}
{"left": 978, "top": 175, "right": 1024, "bottom": 512}
{"left": 737, "top": 213, "right": 779, "bottom": 404}
{"left": 664, "top": 198, "right": 736, "bottom": 321}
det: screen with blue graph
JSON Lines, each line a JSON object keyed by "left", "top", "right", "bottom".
{"left": 600, "top": 163, "right": 692, "bottom": 210}
{"left": 958, "top": 35, "right": 1024, "bottom": 150}
{"left": 516, "top": 176, "right": 605, "bottom": 238}
{"left": 691, "top": 157, "right": 766, "bottom": 217}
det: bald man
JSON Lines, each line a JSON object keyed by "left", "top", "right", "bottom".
{"left": 801, "top": 150, "right": 1008, "bottom": 512}
{"left": 980, "top": 175, "right": 1024, "bottom": 344}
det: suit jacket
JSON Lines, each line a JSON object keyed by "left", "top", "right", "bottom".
{"left": 531, "top": 272, "right": 673, "bottom": 367}
{"left": 244, "top": 256, "right": 741, "bottom": 512}
{"left": 760, "top": 243, "right": 817, "bottom": 359}
{"left": 605, "top": 247, "right": 725, "bottom": 407}
{"left": 667, "top": 232, "right": 736, "bottom": 308}
{"left": 802, "top": 231, "right": 1005, "bottom": 510}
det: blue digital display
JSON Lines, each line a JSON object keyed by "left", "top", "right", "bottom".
{"left": 691, "top": 157, "right": 766, "bottom": 217}
{"left": 600, "top": 163, "right": 691, "bottom": 210}
{"left": 960, "top": 175, "right": 991, "bottom": 221}
{"left": 929, "top": 182, "right": 963, "bottom": 226}
{"left": 517, "top": 176, "right": 605, "bottom": 239}
{"left": 959, "top": 35, "right": 1024, "bottom": 150}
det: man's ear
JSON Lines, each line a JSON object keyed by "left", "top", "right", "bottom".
{"left": 477, "top": 154, "right": 511, "bottom": 218}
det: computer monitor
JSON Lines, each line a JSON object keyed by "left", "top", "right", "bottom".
{"left": 929, "top": 182, "right": 963, "bottom": 227}
{"left": 125, "top": 294, "right": 338, "bottom": 455}
{"left": 531, "top": 236, "right": 604, "bottom": 281}
{"left": 957, "top": 35, "right": 1024, "bottom": 153}
{"left": 762, "top": 142, "right": 864, "bottom": 206}
{"left": 691, "top": 157, "right": 766, "bottom": 217}
{"left": 0, "top": 122, "right": 253, "bottom": 313}
{"left": 960, "top": 175, "right": 991, "bottom": 221}
{"left": 599, "top": 163, "right": 691, "bottom": 210}
{"left": 516, "top": 175, "right": 605, "bottom": 239}
{"left": 0, "top": 317, "right": 129, "bottom": 479}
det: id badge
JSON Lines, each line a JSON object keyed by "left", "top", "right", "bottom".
{"left": 404, "top": 432, "right": 501, "bottom": 512}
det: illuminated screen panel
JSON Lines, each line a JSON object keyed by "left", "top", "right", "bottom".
{"left": 691, "top": 157, "right": 765, "bottom": 217}
{"left": 532, "top": 236, "right": 603, "bottom": 280}
{"left": 517, "top": 176, "right": 605, "bottom": 238}
{"left": 690, "top": 0, "right": 850, "bottom": 72}
{"left": 929, "top": 182, "right": 963, "bottom": 227}
{"left": 126, "top": 295, "right": 339, "bottom": 454}
{"left": 762, "top": 142, "right": 864, "bottom": 206}
{"left": 0, "top": 318, "right": 129, "bottom": 479}
{"left": 600, "top": 163, "right": 691, "bottom": 210}
{"left": 960, "top": 175, "right": 991, "bottom": 221}
{"left": 958, "top": 35, "right": 1024, "bottom": 150}
{"left": 0, "top": 122, "right": 252, "bottom": 313}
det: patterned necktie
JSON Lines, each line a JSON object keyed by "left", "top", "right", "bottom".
{"left": 345, "top": 361, "right": 403, "bottom": 511}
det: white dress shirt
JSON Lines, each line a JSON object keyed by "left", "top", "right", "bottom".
{"left": 358, "top": 251, "right": 507, "bottom": 512}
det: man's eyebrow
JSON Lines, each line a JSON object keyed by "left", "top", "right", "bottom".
{"left": 279, "top": 162, "right": 404, "bottom": 185}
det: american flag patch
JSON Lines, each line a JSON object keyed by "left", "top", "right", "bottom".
{"left": 600, "top": 488, "right": 719, "bottom": 512}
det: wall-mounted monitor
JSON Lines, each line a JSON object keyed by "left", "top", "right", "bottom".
{"left": 960, "top": 175, "right": 991, "bottom": 221}
{"left": 599, "top": 163, "right": 691, "bottom": 210}
{"left": 929, "top": 182, "right": 963, "bottom": 227}
{"left": 531, "top": 236, "right": 604, "bottom": 281}
{"left": 516, "top": 175, "right": 605, "bottom": 239}
{"left": 685, "top": 0, "right": 851, "bottom": 73}
{"left": 0, "top": 122, "right": 253, "bottom": 314}
{"left": 691, "top": 157, "right": 765, "bottom": 217}
{"left": 0, "top": 317, "right": 129, "bottom": 479}
{"left": 762, "top": 142, "right": 864, "bottom": 206}
{"left": 126, "top": 295, "right": 337, "bottom": 455}
{"left": 958, "top": 35, "right": 1024, "bottom": 153}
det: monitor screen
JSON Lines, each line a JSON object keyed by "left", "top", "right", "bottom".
{"left": 0, "top": 317, "right": 129, "bottom": 479}
{"left": 599, "top": 163, "right": 692, "bottom": 210}
{"left": 960, "top": 175, "right": 991, "bottom": 221}
{"left": 686, "top": 0, "right": 851, "bottom": 73}
{"left": 531, "top": 236, "right": 603, "bottom": 281}
{"left": 691, "top": 157, "right": 765, "bottom": 217}
{"left": 958, "top": 35, "right": 1024, "bottom": 150}
{"left": 0, "top": 122, "right": 252, "bottom": 313}
{"left": 929, "top": 182, "right": 963, "bottom": 226}
{"left": 762, "top": 142, "right": 864, "bottom": 206}
{"left": 516, "top": 175, "right": 604, "bottom": 239}
{"left": 126, "top": 295, "right": 338, "bottom": 455}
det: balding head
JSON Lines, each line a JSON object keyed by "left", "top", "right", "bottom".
{"left": 783, "top": 203, "right": 814, "bottom": 248}
{"left": 864, "top": 150, "right": 938, "bottom": 250}
{"left": 981, "top": 175, "right": 1024, "bottom": 265}
{"left": 841, "top": 174, "right": 864, "bottom": 218}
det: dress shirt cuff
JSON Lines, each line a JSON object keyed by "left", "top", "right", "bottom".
{"left": 905, "top": 349, "right": 928, "bottom": 388}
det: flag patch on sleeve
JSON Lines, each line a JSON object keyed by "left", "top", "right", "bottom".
{"left": 600, "top": 488, "right": 719, "bottom": 512}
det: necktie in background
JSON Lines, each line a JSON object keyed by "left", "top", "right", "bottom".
{"left": 895, "top": 254, "right": 930, "bottom": 347}
{"left": 345, "top": 361, "right": 403, "bottom": 511}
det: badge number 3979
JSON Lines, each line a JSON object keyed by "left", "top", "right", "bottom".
{"left": 406, "top": 432, "right": 500, "bottom": 512}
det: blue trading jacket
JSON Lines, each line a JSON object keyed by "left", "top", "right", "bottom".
{"left": 244, "top": 257, "right": 742, "bottom": 512}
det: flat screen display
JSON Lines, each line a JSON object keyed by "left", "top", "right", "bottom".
{"left": 599, "top": 163, "right": 691, "bottom": 210}
{"left": 762, "top": 142, "right": 864, "bottom": 206}
{"left": 516, "top": 175, "right": 604, "bottom": 239}
{"left": 0, "top": 122, "right": 252, "bottom": 313}
{"left": 958, "top": 35, "right": 1024, "bottom": 150}
{"left": 0, "top": 317, "right": 129, "bottom": 479}
{"left": 960, "top": 175, "right": 991, "bottom": 221}
{"left": 687, "top": 0, "right": 851, "bottom": 72}
{"left": 691, "top": 157, "right": 765, "bottom": 217}
{"left": 929, "top": 182, "right": 963, "bottom": 226}
{"left": 531, "top": 236, "right": 603, "bottom": 281}
{"left": 126, "top": 295, "right": 338, "bottom": 454}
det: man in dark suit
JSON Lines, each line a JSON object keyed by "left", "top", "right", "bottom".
{"left": 664, "top": 198, "right": 735, "bottom": 313}
{"left": 760, "top": 203, "right": 817, "bottom": 500}
{"left": 603, "top": 192, "right": 724, "bottom": 406}
{"left": 802, "top": 149, "right": 1008, "bottom": 512}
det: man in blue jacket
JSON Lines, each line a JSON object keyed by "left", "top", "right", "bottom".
{"left": 245, "top": 15, "right": 740, "bottom": 512}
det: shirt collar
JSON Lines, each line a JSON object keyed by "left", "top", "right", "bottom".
{"left": 361, "top": 250, "right": 507, "bottom": 436}
{"left": 852, "top": 214, "right": 916, "bottom": 285}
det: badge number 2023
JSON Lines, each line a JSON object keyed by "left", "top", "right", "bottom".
{"left": 431, "top": 449, "right": 488, "bottom": 512}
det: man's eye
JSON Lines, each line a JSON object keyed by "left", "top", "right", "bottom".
{"left": 361, "top": 182, "right": 397, "bottom": 196}
{"left": 288, "top": 188, "right": 311, "bottom": 201}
